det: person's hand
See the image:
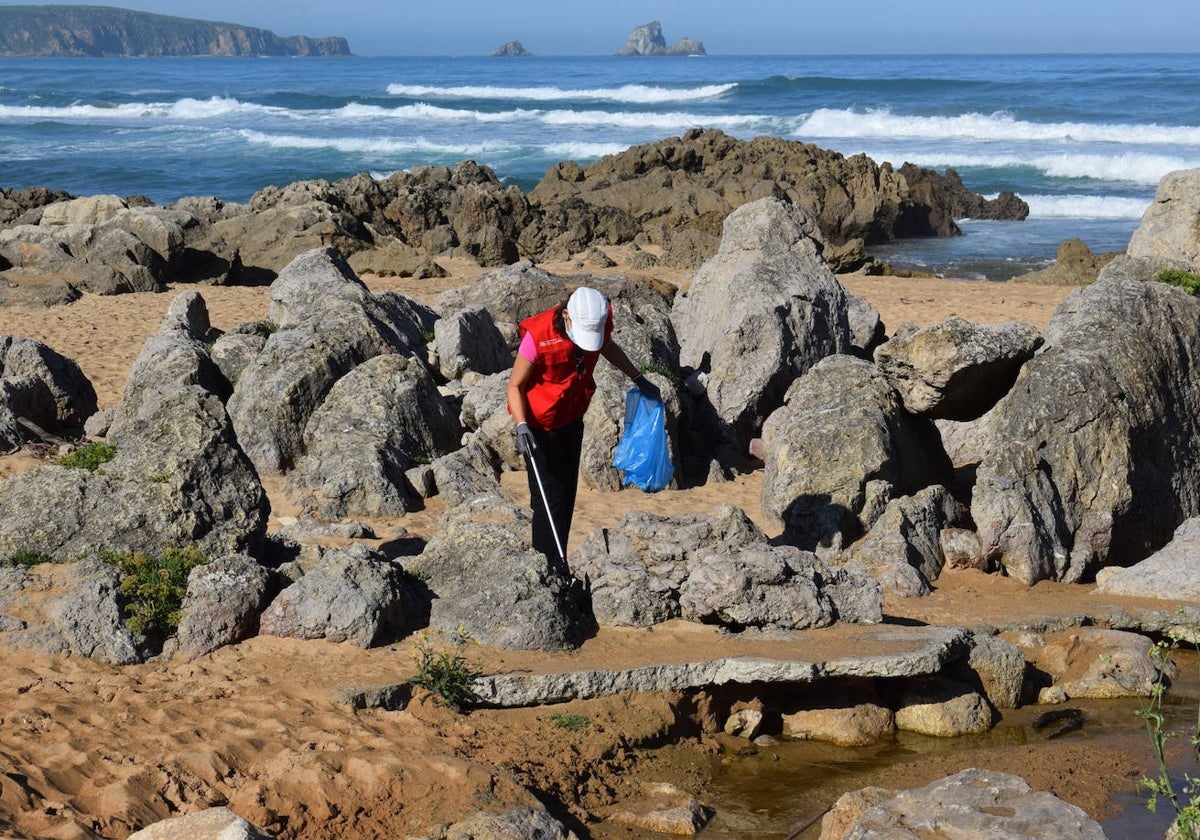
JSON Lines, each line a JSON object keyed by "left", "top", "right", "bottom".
{"left": 633, "top": 374, "right": 662, "bottom": 403}
{"left": 515, "top": 422, "right": 538, "bottom": 456}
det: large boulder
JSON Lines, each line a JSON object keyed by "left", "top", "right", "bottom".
{"left": 285, "top": 354, "right": 463, "bottom": 519}
{"left": 410, "top": 495, "right": 594, "bottom": 651}
{"left": 821, "top": 769, "right": 1107, "bottom": 839}
{"left": 1095, "top": 516, "right": 1200, "bottom": 600}
{"left": 1014, "top": 238, "right": 1120, "bottom": 286}
{"left": 761, "top": 355, "right": 953, "bottom": 552}
{"left": 176, "top": 553, "right": 276, "bottom": 656}
{"left": 433, "top": 306, "right": 511, "bottom": 380}
{"left": 671, "top": 197, "right": 852, "bottom": 453}
{"left": 1127, "top": 167, "right": 1200, "bottom": 271}
{"left": 435, "top": 260, "right": 566, "bottom": 343}
{"left": 971, "top": 276, "right": 1200, "bottom": 584}
{"left": 0, "top": 335, "right": 98, "bottom": 431}
{"left": 259, "top": 545, "right": 419, "bottom": 648}
{"left": 873, "top": 316, "right": 1043, "bottom": 420}
{"left": 227, "top": 247, "right": 429, "bottom": 474}
{"left": 0, "top": 375, "right": 57, "bottom": 449}
{"left": 570, "top": 504, "right": 883, "bottom": 629}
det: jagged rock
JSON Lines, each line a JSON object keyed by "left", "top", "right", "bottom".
{"left": 899, "top": 164, "right": 1030, "bottom": 222}
{"left": 0, "top": 375, "right": 57, "bottom": 449}
{"left": 209, "top": 330, "right": 268, "bottom": 387}
{"left": 968, "top": 633, "right": 1027, "bottom": 710}
{"left": 894, "top": 677, "right": 993, "bottom": 736}
{"left": 940, "top": 527, "right": 988, "bottom": 571}
{"left": 285, "top": 353, "right": 462, "bottom": 519}
{"left": 1016, "top": 628, "right": 1163, "bottom": 700}
{"left": 259, "top": 545, "right": 418, "bottom": 648}
{"left": 971, "top": 275, "right": 1200, "bottom": 584}
{"left": 614, "top": 21, "right": 706, "bottom": 56}
{"left": 1015, "top": 238, "right": 1120, "bottom": 286}
{"left": 672, "top": 198, "right": 852, "bottom": 453}
{"left": 782, "top": 703, "right": 895, "bottom": 746}
{"left": 761, "top": 355, "right": 953, "bottom": 552}
{"left": 459, "top": 372, "right": 510, "bottom": 431}
{"left": 127, "top": 806, "right": 274, "bottom": 839}
{"left": 430, "top": 434, "right": 503, "bottom": 508}
{"left": 227, "top": 247, "right": 428, "bottom": 474}
{"left": 3, "top": 559, "right": 146, "bottom": 664}
{"left": 1127, "top": 167, "right": 1200, "bottom": 270}
{"left": 214, "top": 197, "right": 370, "bottom": 280}
{"left": 873, "top": 316, "right": 1043, "bottom": 420}
{"left": 410, "top": 495, "right": 594, "bottom": 651}
{"left": 0, "top": 185, "right": 75, "bottom": 224}
{"left": 1096, "top": 517, "right": 1200, "bottom": 600}
{"left": 176, "top": 554, "right": 276, "bottom": 656}
{"left": 571, "top": 504, "right": 883, "bottom": 629}
{"left": 821, "top": 768, "right": 1106, "bottom": 840}
{"left": 439, "top": 805, "right": 575, "bottom": 840}
{"left": 0, "top": 294, "right": 268, "bottom": 560}
{"left": 839, "top": 485, "right": 968, "bottom": 598}
{"left": 436, "top": 260, "right": 566, "bottom": 343}
{"left": 433, "top": 305, "right": 511, "bottom": 379}
{"left": 529, "top": 129, "right": 981, "bottom": 266}
{"left": 845, "top": 293, "right": 886, "bottom": 358}
{"left": 490, "top": 40, "right": 532, "bottom": 57}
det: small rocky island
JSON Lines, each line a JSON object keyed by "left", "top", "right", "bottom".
{"left": 616, "top": 20, "right": 706, "bottom": 56}
{"left": 0, "top": 5, "right": 351, "bottom": 57}
{"left": 490, "top": 40, "right": 532, "bottom": 57}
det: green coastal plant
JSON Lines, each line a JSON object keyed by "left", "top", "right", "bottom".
{"left": 548, "top": 713, "right": 591, "bottom": 733}
{"left": 1155, "top": 268, "right": 1200, "bottom": 296}
{"left": 1136, "top": 638, "right": 1200, "bottom": 840}
{"left": 56, "top": 441, "right": 116, "bottom": 472}
{"left": 8, "top": 548, "right": 53, "bottom": 566}
{"left": 638, "top": 362, "right": 684, "bottom": 391}
{"left": 101, "top": 546, "right": 206, "bottom": 639}
{"left": 407, "top": 629, "right": 477, "bottom": 710}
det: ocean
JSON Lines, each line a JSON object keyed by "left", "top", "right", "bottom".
{"left": 3, "top": 53, "right": 1199, "bottom": 280}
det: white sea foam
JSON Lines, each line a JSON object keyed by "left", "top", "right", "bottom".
{"left": 384, "top": 82, "right": 736, "bottom": 103}
{"left": 542, "top": 142, "right": 630, "bottom": 160}
{"left": 797, "top": 107, "right": 1200, "bottom": 146}
{"left": 0, "top": 96, "right": 292, "bottom": 121}
{"left": 237, "top": 129, "right": 512, "bottom": 156}
{"left": 1020, "top": 194, "right": 1151, "bottom": 219}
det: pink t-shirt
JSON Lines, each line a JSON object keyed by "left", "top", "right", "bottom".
{"left": 518, "top": 331, "right": 538, "bottom": 363}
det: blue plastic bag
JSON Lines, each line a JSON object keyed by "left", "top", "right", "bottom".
{"left": 611, "top": 389, "right": 674, "bottom": 492}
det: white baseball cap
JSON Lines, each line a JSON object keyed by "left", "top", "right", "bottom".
{"left": 566, "top": 287, "right": 608, "bottom": 351}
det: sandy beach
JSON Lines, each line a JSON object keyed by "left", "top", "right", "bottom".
{"left": 3, "top": 258, "right": 1165, "bottom": 840}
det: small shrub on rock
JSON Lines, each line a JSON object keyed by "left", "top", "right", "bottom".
{"left": 102, "top": 546, "right": 206, "bottom": 639}
{"left": 56, "top": 441, "right": 116, "bottom": 471}
{"left": 8, "top": 548, "right": 53, "bottom": 566}
{"left": 1155, "top": 268, "right": 1200, "bottom": 296}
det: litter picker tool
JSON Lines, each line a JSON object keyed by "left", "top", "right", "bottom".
{"left": 526, "top": 448, "right": 566, "bottom": 564}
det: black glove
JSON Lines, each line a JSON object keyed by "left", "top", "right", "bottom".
{"left": 633, "top": 375, "right": 662, "bottom": 403}
{"left": 515, "top": 422, "right": 538, "bottom": 456}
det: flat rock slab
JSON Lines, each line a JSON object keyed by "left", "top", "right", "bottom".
{"left": 371, "top": 623, "right": 970, "bottom": 709}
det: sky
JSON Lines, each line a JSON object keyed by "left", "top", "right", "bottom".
{"left": 4, "top": 0, "right": 1200, "bottom": 56}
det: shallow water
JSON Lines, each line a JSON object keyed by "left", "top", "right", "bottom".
{"left": 696, "top": 650, "right": 1199, "bottom": 839}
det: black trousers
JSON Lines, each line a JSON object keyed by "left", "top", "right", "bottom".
{"left": 523, "top": 418, "right": 584, "bottom": 569}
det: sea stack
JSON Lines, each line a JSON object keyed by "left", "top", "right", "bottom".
{"left": 615, "top": 21, "right": 706, "bottom": 56}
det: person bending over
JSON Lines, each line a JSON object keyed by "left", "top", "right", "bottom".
{"left": 506, "top": 286, "right": 660, "bottom": 568}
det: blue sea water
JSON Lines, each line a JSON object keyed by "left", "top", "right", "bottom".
{"left": 3, "top": 53, "right": 1200, "bottom": 279}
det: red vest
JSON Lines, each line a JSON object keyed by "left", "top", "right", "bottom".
{"left": 517, "top": 305, "right": 612, "bottom": 430}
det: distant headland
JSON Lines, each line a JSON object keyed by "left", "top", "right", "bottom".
{"left": 0, "top": 5, "right": 351, "bottom": 57}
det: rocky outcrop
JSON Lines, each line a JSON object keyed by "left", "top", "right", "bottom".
{"left": 1014, "top": 238, "right": 1120, "bottom": 286}
{"left": 761, "top": 355, "right": 953, "bottom": 552}
{"left": 615, "top": 21, "right": 705, "bottom": 56}
{"left": 226, "top": 247, "right": 430, "bottom": 475}
{"left": 1127, "top": 167, "right": 1200, "bottom": 271}
{"left": 490, "top": 40, "right": 532, "bottom": 57}
{"left": 0, "top": 334, "right": 97, "bottom": 434}
{"left": 0, "top": 6, "right": 351, "bottom": 57}
{"left": 899, "top": 164, "right": 1029, "bottom": 222}
{"left": 529, "top": 129, "right": 1014, "bottom": 268}
{"left": 971, "top": 275, "right": 1200, "bottom": 584}
{"left": 873, "top": 316, "right": 1043, "bottom": 421}
{"left": 570, "top": 504, "right": 883, "bottom": 630}
{"left": 672, "top": 198, "right": 852, "bottom": 454}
